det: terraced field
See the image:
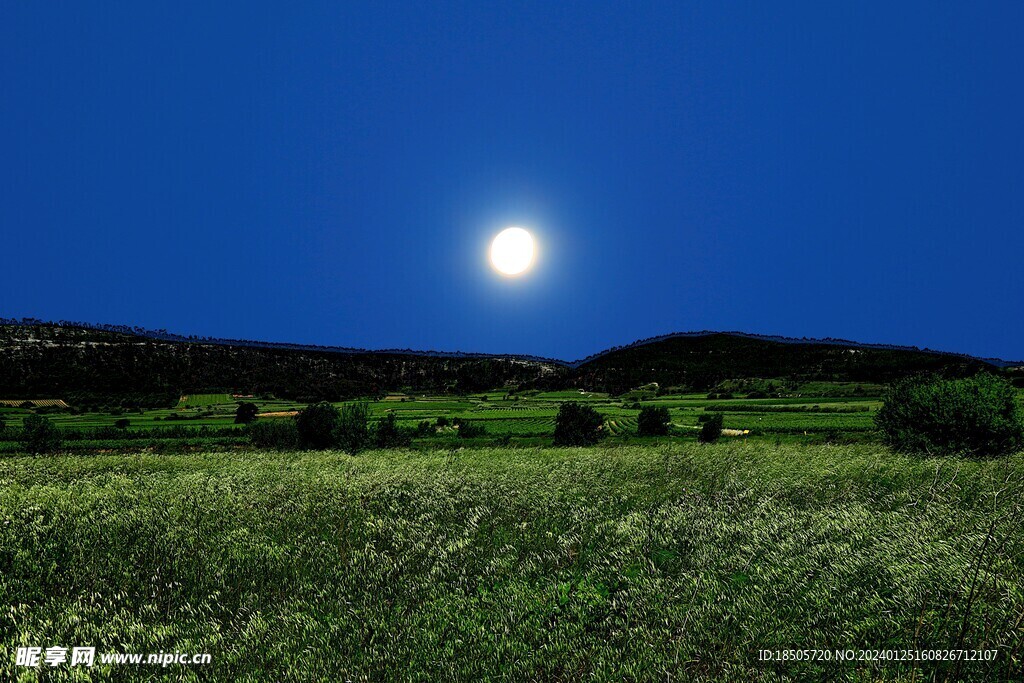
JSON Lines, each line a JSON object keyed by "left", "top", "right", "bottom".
{"left": 1, "top": 382, "right": 990, "bottom": 449}
{"left": 603, "top": 417, "right": 638, "bottom": 436}
{"left": 0, "top": 399, "right": 70, "bottom": 408}
{"left": 177, "top": 393, "right": 234, "bottom": 407}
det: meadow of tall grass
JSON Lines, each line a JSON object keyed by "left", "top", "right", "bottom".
{"left": 2, "top": 443, "right": 1021, "bottom": 681}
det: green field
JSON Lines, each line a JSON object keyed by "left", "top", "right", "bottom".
{"left": 0, "top": 382, "right": 902, "bottom": 453}
{"left": 2, "top": 443, "right": 1021, "bottom": 681}
{"left": 0, "top": 384, "right": 1018, "bottom": 458}
{"left": 177, "top": 393, "right": 235, "bottom": 407}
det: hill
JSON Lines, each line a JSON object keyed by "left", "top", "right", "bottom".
{"left": 570, "top": 331, "right": 1003, "bottom": 393}
{"left": 0, "top": 322, "right": 567, "bottom": 407}
{"left": 0, "top": 321, "right": 1015, "bottom": 406}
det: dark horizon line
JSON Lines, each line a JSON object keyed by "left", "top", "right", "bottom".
{"left": 2, "top": 317, "right": 1021, "bottom": 369}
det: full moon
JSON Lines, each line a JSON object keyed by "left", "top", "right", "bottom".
{"left": 489, "top": 227, "right": 535, "bottom": 276}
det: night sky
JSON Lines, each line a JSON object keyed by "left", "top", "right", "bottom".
{"left": 3, "top": 3, "right": 1023, "bottom": 361}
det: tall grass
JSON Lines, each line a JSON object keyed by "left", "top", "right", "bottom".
{"left": 1, "top": 443, "right": 1021, "bottom": 681}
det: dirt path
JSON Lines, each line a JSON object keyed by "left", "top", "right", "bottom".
{"left": 673, "top": 424, "right": 750, "bottom": 437}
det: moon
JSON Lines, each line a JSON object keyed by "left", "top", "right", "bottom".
{"left": 489, "top": 227, "right": 535, "bottom": 276}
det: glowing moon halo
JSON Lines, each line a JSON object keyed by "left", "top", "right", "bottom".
{"left": 489, "top": 227, "right": 535, "bottom": 276}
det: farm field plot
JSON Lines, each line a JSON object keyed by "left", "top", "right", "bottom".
{"left": 1, "top": 444, "right": 1020, "bottom": 681}
{"left": 651, "top": 395, "right": 882, "bottom": 407}
{"left": 177, "top": 393, "right": 234, "bottom": 407}
{"left": 603, "top": 416, "right": 638, "bottom": 435}
{"left": 0, "top": 399, "right": 69, "bottom": 408}
{"left": 465, "top": 416, "right": 556, "bottom": 436}
{"left": 533, "top": 390, "right": 610, "bottom": 401}
{"left": 717, "top": 410, "right": 878, "bottom": 434}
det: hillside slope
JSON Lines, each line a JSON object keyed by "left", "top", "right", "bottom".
{"left": 0, "top": 322, "right": 1011, "bottom": 404}
{"left": 0, "top": 324, "right": 566, "bottom": 405}
{"left": 572, "top": 332, "right": 996, "bottom": 393}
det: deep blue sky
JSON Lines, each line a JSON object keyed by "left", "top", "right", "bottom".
{"left": 3, "top": 3, "right": 1023, "bottom": 361}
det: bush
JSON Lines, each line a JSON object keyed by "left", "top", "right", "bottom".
{"left": 637, "top": 405, "right": 671, "bottom": 436}
{"left": 374, "top": 412, "right": 411, "bottom": 448}
{"left": 114, "top": 418, "right": 131, "bottom": 429}
{"left": 452, "top": 417, "right": 486, "bottom": 439}
{"left": 235, "top": 402, "right": 259, "bottom": 424}
{"left": 553, "top": 402, "right": 605, "bottom": 446}
{"left": 698, "top": 413, "right": 723, "bottom": 443}
{"left": 875, "top": 374, "right": 1023, "bottom": 457}
{"left": 435, "top": 416, "right": 450, "bottom": 427}
{"left": 248, "top": 420, "right": 299, "bottom": 449}
{"left": 21, "top": 414, "right": 62, "bottom": 454}
{"left": 296, "top": 402, "right": 340, "bottom": 450}
{"left": 415, "top": 420, "right": 434, "bottom": 437}
{"left": 336, "top": 402, "right": 370, "bottom": 455}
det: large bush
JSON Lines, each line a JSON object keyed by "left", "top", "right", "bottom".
{"left": 452, "top": 417, "right": 486, "bottom": 439}
{"left": 698, "top": 413, "right": 723, "bottom": 444}
{"left": 875, "top": 374, "right": 1023, "bottom": 457}
{"left": 374, "top": 412, "right": 411, "bottom": 448}
{"left": 21, "top": 414, "right": 62, "bottom": 454}
{"left": 248, "top": 420, "right": 299, "bottom": 449}
{"left": 637, "top": 405, "right": 671, "bottom": 436}
{"left": 336, "top": 402, "right": 370, "bottom": 455}
{"left": 235, "top": 402, "right": 259, "bottom": 424}
{"left": 553, "top": 402, "right": 605, "bottom": 446}
{"left": 295, "top": 402, "right": 340, "bottom": 450}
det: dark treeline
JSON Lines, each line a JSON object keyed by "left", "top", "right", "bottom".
{"left": 0, "top": 323, "right": 1009, "bottom": 404}
{"left": 0, "top": 324, "right": 567, "bottom": 405}
{"left": 567, "top": 329, "right": 1024, "bottom": 368}
{"left": 571, "top": 333, "right": 998, "bottom": 394}
{"left": 0, "top": 318, "right": 563, "bottom": 363}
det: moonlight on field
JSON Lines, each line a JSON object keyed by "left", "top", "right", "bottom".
{"left": 489, "top": 227, "right": 535, "bottom": 276}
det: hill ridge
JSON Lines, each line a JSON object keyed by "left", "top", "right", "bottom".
{"left": 2, "top": 317, "right": 1019, "bottom": 369}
